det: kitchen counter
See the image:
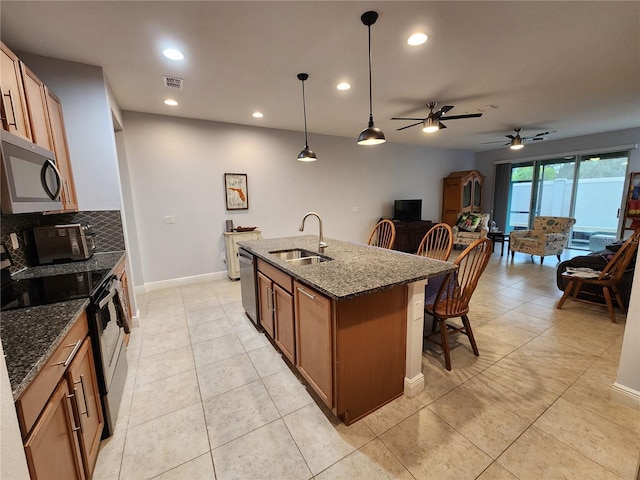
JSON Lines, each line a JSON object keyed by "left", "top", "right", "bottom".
{"left": 238, "top": 235, "right": 456, "bottom": 300}
{"left": 1, "top": 251, "right": 126, "bottom": 399}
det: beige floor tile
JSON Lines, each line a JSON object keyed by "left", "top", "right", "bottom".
{"left": 262, "top": 369, "right": 314, "bottom": 416}
{"left": 380, "top": 408, "right": 492, "bottom": 480}
{"left": 120, "top": 404, "right": 210, "bottom": 479}
{"left": 315, "top": 438, "right": 414, "bottom": 480}
{"left": 212, "top": 419, "right": 312, "bottom": 480}
{"left": 473, "top": 320, "right": 540, "bottom": 349}
{"left": 247, "top": 344, "right": 289, "bottom": 378}
{"left": 139, "top": 312, "right": 187, "bottom": 336}
{"left": 183, "top": 294, "right": 221, "bottom": 312}
{"left": 196, "top": 353, "right": 259, "bottom": 400}
{"left": 153, "top": 452, "right": 216, "bottom": 480}
{"left": 135, "top": 345, "right": 195, "bottom": 388}
{"left": 227, "top": 311, "right": 256, "bottom": 332}
{"left": 188, "top": 316, "right": 236, "bottom": 344}
{"left": 415, "top": 354, "right": 465, "bottom": 406}
{"left": 534, "top": 398, "right": 640, "bottom": 479}
{"left": 427, "top": 384, "right": 530, "bottom": 459}
{"left": 93, "top": 427, "right": 127, "bottom": 480}
{"left": 513, "top": 302, "right": 573, "bottom": 322}
{"left": 476, "top": 462, "right": 518, "bottom": 480}
{"left": 512, "top": 334, "right": 600, "bottom": 373}
{"left": 128, "top": 369, "right": 201, "bottom": 427}
{"left": 363, "top": 394, "right": 425, "bottom": 436}
{"left": 139, "top": 326, "right": 191, "bottom": 359}
{"left": 203, "top": 379, "right": 280, "bottom": 448}
{"left": 497, "top": 426, "right": 621, "bottom": 480}
{"left": 562, "top": 376, "right": 640, "bottom": 433}
{"left": 464, "top": 365, "right": 559, "bottom": 424}
{"left": 235, "top": 325, "right": 271, "bottom": 351}
{"left": 284, "top": 403, "right": 375, "bottom": 475}
{"left": 191, "top": 332, "right": 245, "bottom": 367}
{"left": 186, "top": 305, "right": 228, "bottom": 327}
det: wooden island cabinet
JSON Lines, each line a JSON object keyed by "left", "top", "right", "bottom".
{"left": 246, "top": 236, "right": 454, "bottom": 425}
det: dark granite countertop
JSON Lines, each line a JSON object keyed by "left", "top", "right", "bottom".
{"left": 238, "top": 236, "right": 456, "bottom": 300}
{"left": 1, "top": 251, "right": 126, "bottom": 399}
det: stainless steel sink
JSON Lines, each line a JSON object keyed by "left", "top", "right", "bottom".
{"left": 269, "top": 249, "right": 332, "bottom": 265}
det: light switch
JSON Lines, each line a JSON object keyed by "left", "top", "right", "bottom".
{"left": 164, "top": 215, "right": 175, "bottom": 224}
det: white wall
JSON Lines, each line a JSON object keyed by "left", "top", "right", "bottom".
{"left": 616, "top": 264, "right": 640, "bottom": 404}
{"left": 17, "top": 53, "right": 122, "bottom": 211}
{"left": 121, "top": 111, "right": 474, "bottom": 286}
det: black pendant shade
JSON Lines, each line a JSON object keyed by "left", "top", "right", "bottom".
{"left": 357, "top": 11, "right": 385, "bottom": 146}
{"left": 297, "top": 73, "right": 317, "bottom": 162}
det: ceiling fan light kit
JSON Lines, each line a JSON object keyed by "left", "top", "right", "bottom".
{"left": 422, "top": 117, "right": 439, "bottom": 133}
{"left": 392, "top": 101, "right": 482, "bottom": 134}
{"left": 297, "top": 73, "right": 317, "bottom": 162}
{"left": 357, "top": 10, "right": 385, "bottom": 146}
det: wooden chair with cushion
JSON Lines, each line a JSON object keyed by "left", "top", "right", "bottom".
{"left": 417, "top": 223, "right": 453, "bottom": 261}
{"left": 368, "top": 219, "right": 396, "bottom": 249}
{"left": 424, "top": 238, "right": 492, "bottom": 370}
{"left": 557, "top": 229, "right": 640, "bottom": 323}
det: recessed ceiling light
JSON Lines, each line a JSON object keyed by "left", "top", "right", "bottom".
{"left": 164, "top": 99, "right": 178, "bottom": 106}
{"left": 337, "top": 82, "right": 351, "bottom": 91}
{"left": 162, "top": 48, "right": 184, "bottom": 61}
{"left": 407, "top": 33, "right": 428, "bottom": 46}
{"left": 252, "top": 112, "right": 264, "bottom": 118}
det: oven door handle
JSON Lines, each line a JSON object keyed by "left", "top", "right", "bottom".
{"left": 97, "top": 278, "right": 118, "bottom": 309}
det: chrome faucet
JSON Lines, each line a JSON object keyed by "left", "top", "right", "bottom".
{"left": 299, "top": 212, "right": 327, "bottom": 251}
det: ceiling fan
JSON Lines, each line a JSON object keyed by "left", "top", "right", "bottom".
{"left": 483, "top": 128, "right": 556, "bottom": 149}
{"left": 391, "top": 101, "right": 483, "bottom": 132}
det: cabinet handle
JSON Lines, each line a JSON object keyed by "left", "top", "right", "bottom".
{"left": 267, "top": 287, "right": 273, "bottom": 310}
{"left": 74, "top": 374, "right": 90, "bottom": 417}
{"left": 66, "top": 391, "right": 83, "bottom": 434}
{"left": 54, "top": 340, "right": 82, "bottom": 367}
{"left": 2, "top": 90, "right": 18, "bottom": 128}
{"left": 296, "top": 287, "right": 316, "bottom": 300}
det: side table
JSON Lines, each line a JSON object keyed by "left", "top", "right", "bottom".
{"left": 487, "top": 231, "right": 508, "bottom": 256}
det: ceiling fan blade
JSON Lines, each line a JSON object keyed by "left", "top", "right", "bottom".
{"left": 532, "top": 131, "right": 553, "bottom": 137}
{"left": 438, "top": 122, "right": 447, "bottom": 130}
{"left": 506, "top": 135, "right": 516, "bottom": 140}
{"left": 439, "top": 105, "right": 454, "bottom": 115}
{"left": 439, "top": 113, "right": 483, "bottom": 120}
{"left": 396, "top": 122, "right": 422, "bottom": 131}
{"left": 391, "top": 117, "right": 426, "bottom": 121}
{"left": 481, "top": 140, "right": 511, "bottom": 144}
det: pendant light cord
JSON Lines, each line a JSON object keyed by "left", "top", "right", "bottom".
{"left": 301, "top": 79, "right": 309, "bottom": 148}
{"left": 367, "top": 24, "right": 374, "bottom": 125}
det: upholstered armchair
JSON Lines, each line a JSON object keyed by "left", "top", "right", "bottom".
{"left": 509, "top": 216, "right": 576, "bottom": 264}
{"left": 451, "top": 213, "right": 490, "bottom": 248}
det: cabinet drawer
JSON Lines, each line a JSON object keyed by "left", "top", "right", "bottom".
{"left": 257, "top": 258, "right": 293, "bottom": 293}
{"left": 16, "top": 311, "right": 89, "bottom": 438}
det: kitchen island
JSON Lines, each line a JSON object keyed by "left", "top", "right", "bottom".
{"left": 239, "top": 235, "right": 455, "bottom": 424}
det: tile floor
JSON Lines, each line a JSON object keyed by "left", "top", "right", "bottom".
{"left": 93, "top": 249, "right": 640, "bottom": 480}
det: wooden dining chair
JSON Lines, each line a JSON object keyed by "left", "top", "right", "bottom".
{"left": 368, "top": 219, "right": 396, "bottom": 249}
{"left": 557, "top": 229, "right": 640, "bottom": 323}
{"left": 416, "top": 223, "right": 453, "bottom": 260}
{"left": 424, "top": 237, "right": 492, "bottom": 370}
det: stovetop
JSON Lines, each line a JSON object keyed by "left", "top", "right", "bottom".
{"left": 1, "top": 268, "right": 111, "bottom": 311}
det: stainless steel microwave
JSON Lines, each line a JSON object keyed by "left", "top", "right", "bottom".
{"left": 0, "top": 129, "right": 62, "bottom": 213}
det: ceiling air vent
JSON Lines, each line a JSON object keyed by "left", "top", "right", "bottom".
{"left": 162, "top": 75, "right": 184, "bottom": 90}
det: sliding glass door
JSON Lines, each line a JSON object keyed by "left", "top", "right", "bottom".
{"left": 505, "top": 151, "right": 628, "bottom": 250}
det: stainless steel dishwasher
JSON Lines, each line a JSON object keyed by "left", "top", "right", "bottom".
{"left": 238, "top": 247, "right": 258, "bottom": 326}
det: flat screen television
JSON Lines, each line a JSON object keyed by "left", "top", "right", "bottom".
{"left": 393, "top": 199, "right": 422, "bottom": 222}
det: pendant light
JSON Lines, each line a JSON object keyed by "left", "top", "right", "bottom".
{"left": 297, "top": 73, "right": 317, "bottom": 162}
{"left": 357, "top": 11, "right": 385, "bottom": 146}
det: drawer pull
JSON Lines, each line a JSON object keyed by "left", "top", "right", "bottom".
{"left": 297, "top": 287, "right": 316, "bottom": 300}
{"left": 54, "top": 340, "right": 82, "bottom": 367}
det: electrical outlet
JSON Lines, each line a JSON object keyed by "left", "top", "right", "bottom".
{"left": 10, "top": 233, "right": 19, "bottom": 250}
{"left": 164, "top": 215, "right": 175, "bottom": 224}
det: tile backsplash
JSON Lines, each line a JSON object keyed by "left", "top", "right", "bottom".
{"left": 1, "top": 210, "right": 125, "bottom": 273}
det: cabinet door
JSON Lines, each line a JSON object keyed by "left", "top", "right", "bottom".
{"left": 257, "top": 271, "right": 274, "bottom": 338}
{"left": 462, "top": 177, "right": 472, "bottom": 210}
{"left": 442, "top": 178, "right": 461, "bottom": 226}
{"left": 472, "top": 175, "right": 483, "bottom": 210}
{"left": 294, "top": 281, "right": 333, "bottom": 408}
{"left": 66, "top": 338, "right": 104, "bottom": 479}
{"left": 45, "top": 87, "right": 78, "bottom": 211}
{"left": 23, "top": 380, "right": 85, "bottom": 480}
{"left": 0, "top": 42, "right": 31, "bottom": 140}
{"left": 20, "top": 63, "right": 53, "bottom": 150}
{"left": 273, "top": 283, "right": 295, "bottom": 363}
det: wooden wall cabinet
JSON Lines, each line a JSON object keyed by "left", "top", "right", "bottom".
{"left": 20, "top": 62, "right": 54, "bottom": 151}
{"left": 17, "top": 312, "right": 104, "bottom": 480}
{"left": 0, "top": 41, "right": 32, "bottom": 141}
{"left": 442, "top": 170, "right": 485, "bottom": 226}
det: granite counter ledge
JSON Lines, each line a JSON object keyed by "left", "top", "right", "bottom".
{"left": 238, "top": 235, "right": 456, "bottom": 300}
{"left": 1, "top": 299, "right": 90, "bottom": 399}
{"left": 13, "top": 251, "right": 126, "bottom": 280}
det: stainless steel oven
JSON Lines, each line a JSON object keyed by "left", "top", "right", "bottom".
{"left": 88, "top": 274, "right": 128, "bottom": 438}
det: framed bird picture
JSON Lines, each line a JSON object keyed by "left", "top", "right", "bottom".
{"left": 224, "top": 173, "right": 249, "bottom": 210}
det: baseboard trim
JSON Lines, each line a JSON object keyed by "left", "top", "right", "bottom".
{"left": 611, "top": 382, "right": 640, "bottom": 411}
{"left": 134, "top": 270, "right": 228, "bottom": 295}
{"left": 404, "top": 374, "right": 425, "bottom": 398}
